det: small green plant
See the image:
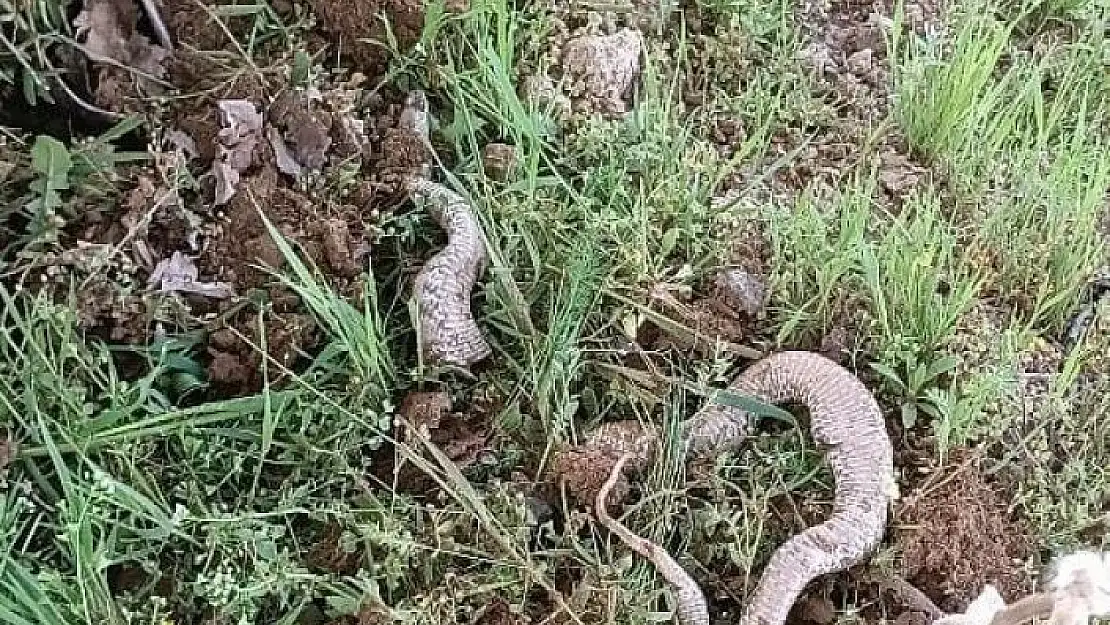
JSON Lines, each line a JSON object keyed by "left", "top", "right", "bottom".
{"left": 21, "top": 134, "right": 72, "bottom": 247}
{"left": 870, "top": 352, "right": 961, "bottom": 430}
{"left": 889, "top": 0, "right": 1020, "bottom": 169}
{"left": 768, "top": 178, "right": 872, "bottom": 345}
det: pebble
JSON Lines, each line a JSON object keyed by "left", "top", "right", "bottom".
{"left": 847, "top": 48, "right": 874, "bottom": 76}
{"left": 715, "top": 267, "right": 769, "bottom": 317}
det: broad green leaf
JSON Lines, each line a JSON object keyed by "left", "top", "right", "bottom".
{"left": 926, "top": 354, "right": 962, "bottom": 380}
{"left": 291, "top": 50, "right": 311, "bottom": 86}
{"left": 31, "top": 135, "right": 71, "bottom": 181}
{"left": 869, "top": 361, "right": 907, "bottom": 392}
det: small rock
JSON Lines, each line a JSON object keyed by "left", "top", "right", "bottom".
{"left": 846, "top": 48, "right": 874, "bottom": 76}
{"left": 212, "top": 99, "right": 264, "bottom": 205}
{"left": 878, "top": 151, "right": 926, "bottom": 197}
{"left": 560, "top": 28, "right": 643, "bottom": 115}
{"left": 148, "top": 251, "right": 235, "bottom": 299}
{"left": 289, "top": 122, "right": 332, "bottom": 170}
{"left": 714, "top": 268, "right": 769, "bottom": 317}
{"left": 481, "top": 143, "right": 518, "bottom": 180}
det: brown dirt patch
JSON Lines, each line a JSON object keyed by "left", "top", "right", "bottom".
{"left": 305, "top": 520, "right": 362, "bottom": 575}
{"left": 54, "top": 42, "right": 428, "bottom": 396}
{"left": 401, "top": 390, "right": 497, "bottom": 467}
{"left": 197, "top": 163, "right": 367, "bottom": 291}
{"left": 639, "top": 281, "right": 764, "bottom": 358}
{"left": 163, "top": 0, "right": 258, "bottom": 52}
{"left": 324, "top": 602, "right": 391, "bottom": 625}
{"left": 367, "top": 389, "right": 499, "bottom": 494}
{"left": 203, "top": 313, "right": 318, "bottom": 394}
{"left": 474, "top": 597, "right": 529, "bottom": 625}
{"left": 548, "top": 419, "right": 658, "bottom": 510}
{"left": 305, "top": 0, "right": 426, "bottom": 75}
{"left": 893, "top": 450, "right": 1039, "bottom": 612}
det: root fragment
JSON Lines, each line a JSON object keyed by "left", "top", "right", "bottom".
{"left": 596, "top": 453, "right": 709, "bottom": 625}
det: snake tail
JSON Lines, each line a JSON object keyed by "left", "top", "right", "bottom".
{"left": 398, "top": 90, "right": 493, "bottom": 367}
{"left": 561, "top": 351, "right": 895, "bottom": 625}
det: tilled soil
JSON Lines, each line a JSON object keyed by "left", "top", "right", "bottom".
{"left": 893, "top": 449, "right": 1039, "bottom": 612}
{"left": 32, "top": 0, "right": 446, "bottom": 397}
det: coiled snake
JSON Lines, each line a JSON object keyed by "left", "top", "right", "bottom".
{"left": 401, "top": 92, "right": 897, "bottom": 625}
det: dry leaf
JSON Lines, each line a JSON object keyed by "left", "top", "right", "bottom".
{"left": 166, "top": 129, "right": 199, "bottom": 159}
{"left": 267, "top": 126, "right": 303, "bottom": 176}
{"left": 74, "top": 0, "right": 169, "bottom": 77}
{"left": 149, "top": 251, "right": 235, "bottom": 299}
{"left": 212, "top": 161, "right": 240, "bottom": 205}
{"left": 211, "top": 100, "right": 264, "bottom": 205}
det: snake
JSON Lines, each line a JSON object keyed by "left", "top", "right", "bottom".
{"left": 561, "top": 351, "right": 897, "bottom": 625}
{"left": 396, "top": 90, "right": 896, "bottom": 625}
{"left": 399, "top": 90, "right": 493, "bottom": 367}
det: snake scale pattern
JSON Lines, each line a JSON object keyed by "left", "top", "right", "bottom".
{"left": 401, "top": 91, "right": 896, "bottom": 625}
{"left": 401, "top": 91, "right": 493, "bottom": 367}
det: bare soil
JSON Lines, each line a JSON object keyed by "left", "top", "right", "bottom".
{"left": 893, "top": 449, "right": 1039, "bottom": 612}
{"left": 34, "top": 0, "right": 447, "bottom": 396}
{"left": 305, "top": 0, "right": 426, "bottom": 75}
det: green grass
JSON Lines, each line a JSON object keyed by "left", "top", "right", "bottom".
{"left": 1, "top": 0, "right": 1109, "bottom": 620}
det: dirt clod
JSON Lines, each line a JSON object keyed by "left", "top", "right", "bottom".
{"left": 895, "top": 453, "right": 1038, "bottom": 612}
{"left": 305, "top": 521, "right": 361, "bottom": 575}
{"left": 475, "top": 597, "right": 529, "bottom": 625}
{"left": 714, "top": 267, "right": 769, "bottom": 318}
{"left": 74, "top": 0, "right": 170, "bottom": 111}
{"left": 559, "top": 28, "right": 644, "bottom": 115}
{"left": 399, "top": 391, "right": 453, "bottom": 436}
{"left": 270, "top": 90, "right": 334, "bottom": 171}
{"left": 305, "top": 0, "right": 424, "bottom": 74}
{"left": 549, "top": 420, "right": 658, "bottom": 509}
{"left": 482, "top": 143, "right": 519, "bottom": 181}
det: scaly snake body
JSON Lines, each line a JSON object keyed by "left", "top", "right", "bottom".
{"left": 566, "top": 351, "right": 896, "bottom": 625}
{"left": 400, "top": 90, "right": 896, "bottom": 625}
{"left": 401, "top": 91, "right": 493, "bottom": 367}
